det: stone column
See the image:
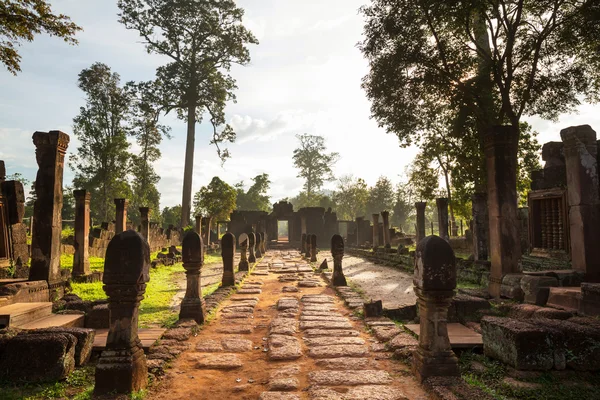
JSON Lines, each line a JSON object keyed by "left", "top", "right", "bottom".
{"left": 262, "top": 232, "right": 267, "bottom": 253}
{"left": 310, "top": 234, "right": 318, "bottom": 262}
{"left": 248, "top": 232, "right": 256, "bottom": 263}
{"left": 331, "top": 234, "right": 347, "bottom": 286}
{"left": 73, "top": 190, "right": 91, "bottom": 278}
{"left": 95, "top": 231, "right": 149, "bottom": 395}
{"left": 301, "top": 233, "right": 307, "bottom": 254}
{"left": 381, "top": 211, "right": 391, "bottom": 249}
{"left": 29, "top": 130, "right": 69, "bottom": 285}
{"left": 221, "top": 232, "right": 235, "bottom": 287}
{"left": 355, "top": 217, "right": 363, "bottom": 246}
{"left": 305, "top": 233, "right": 312, "bottom": 258}
{"left": 372, "top": 214, "right": 380, "bottom": 249}
{"left": 300, "top": 215, "right": 307, "bottom": 235}
{"left": 472, "top": 193, "right": 489, "bottom": 261}
{"left": 114, "top": 199, "right": 128, "bottom": 234}
{"left": 238, "top": 233, "right": 249, "bottom": 272}
{"left": 436, "top": 198, "right": 450, "bottom": 242}
{"left": 139, "top": 207, "right": 150, "bottom": 244}
{"left": 412, "top": 235, "right": 459, "bottom": 383}
{"left": 255, "top": 232, "right": 263, "bottom": 258}
{"left": 485, "top": 126, "right": 521, "bottom": 297}
{"left": 179, "top": 231, "right": 205, "bottom": 324}
{"left": 415, "top": 202, "right": 427, "bottom": 245}
{"left": 195, "top": 215, "right": 202, "bottom": 236}
{"left": 561, "top": 125, "right": 600, "bottom": 282}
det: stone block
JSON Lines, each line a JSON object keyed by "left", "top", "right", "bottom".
{"left": 450, "top": 294, "right": 491, "bottom": 323}
{"left": 520, "top": 275, "right": 558, "bottom": 305}
{"left": 580, "top": 283, "right": 600, "bottom": 317}
{"left": 86, "top": 303, "right": 109, "bottom": 329}
{"left": 28, "top": 327, "right": 95, "bottom": 366}
{"left": 501, "top": 274, "right": 525, "bottom": 301}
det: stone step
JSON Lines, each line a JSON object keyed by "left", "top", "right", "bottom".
{"left": 19, "top": 313, "right": 85, "bottom": 329}
{"left": 0, "top": 302, "right": 53, "bottom": 328}
{"left": 546, "top": 287, "right": 581, "bottom": 312}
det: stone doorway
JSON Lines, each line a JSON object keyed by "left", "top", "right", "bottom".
{"left": 277, "top": 220, "right": 289, "bottom": 242}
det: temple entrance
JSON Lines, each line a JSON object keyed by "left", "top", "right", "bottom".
{"left": 277, "top": 220, "right": 289, "bottom": 242}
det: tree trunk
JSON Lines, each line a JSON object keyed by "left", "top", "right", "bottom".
{"left": 181, "top": 102, "right": 196, "bottom": 228}
{"left": 442, "top": 165, "right": 457, "bottom": 236}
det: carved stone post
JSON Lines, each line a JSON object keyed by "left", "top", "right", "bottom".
{"left": 238, "top": 233, "right": 249, "bottom": 272}
{"left": 255, "top": 232, "right": 263, "bottom": 258}
{"left": 355, "top": 217, "right": 363, "bottom": 246}
{"left": 485, "top": 126, "right": 521, "bottom": 297}
{"left": 300, "top": 215, "right": 307, "bottom": 235}
{"left": 436, "top": 198, "right": 450, "bottom": 242}
{"left": 561, "top": 125, "right": 600, "bottom": 281}
{"left": 221, "top": 232, "right": 235, "bottom": 287}
{"left": 195, "top": 215, "right": 202, "bottom": 236}
{"left": 139, "top": 207, "right": 150, "bottom": 245}
{"left": 179, "top": 231, "right": 205, "bottom": 324}
{"left": 94, "top": 231, "right": 150, "bottom": 395}
{"left": 381, "top": 211, "right": 391, "bottom": 249}
{"left": 412, "top": 235, "right": 459, "bottom": 383}
{"left": 73, "top": 190, "right": 91, "bottom": 278}
{"left": 372, "top": 214, "right": 380, "bottom": 249}
{"left": 261, "top": 232, "right": 267, "bottom": 254}
{"left": 415, "top": 202, "right": 427, "bottom": 245}
{"left": 472, "top": 193, "right": 489, "bottom": 261}
{"left": 114, "top": 198, "right": 128, "bottom": 234}
{"left": 305, "top": 233, "right": 312, "bottom": 258}
{"left": 30, "top": 130, "right": 69, "bottom": 286}
{"left": 310, "top": 234, "right": 318, "bottom": 262}
{"left": 248, "top": 232, "right": 256, "bottom": 263}
{"left": 331, "top": 234, "right": 347, "bottom": 286}
{"left": 301, "top": 233, "right": 307, "bottom": 254}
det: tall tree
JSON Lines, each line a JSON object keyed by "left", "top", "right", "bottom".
{"left": 71, "top": 62, "right": 132, "bottom": 222}
{"left": 118, "top": 0, "right": 258, "bottom": 228}
{"left": 366, "top": 176, "right": 395, "bottom": 216}
{"left": 332, "top": 175, "right": 369, "bottom": 220}
{"left": 161, "top": 204, "right": 182, "bottom": 229}
{"left": 1, "top": 0, "right": 81, "bottom": 74}
{"left": 391, "top": 183, "right": 414, "bottom": 233}
{"left": 235, "top": 173, "right": 271, "bottom": 211}
{"left": 292, "top": 134, "right": 339, "bottom": 199}
{"left": 193, "top": 176, "right": 237, "bottom": 241}
{"left": 127, "top": 81, "right": 171, "bottom": 224}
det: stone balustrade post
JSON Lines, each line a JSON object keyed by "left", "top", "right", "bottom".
{"left": 238, "top": 233, "right": 249, "bottom": 272}
{"left": 73, "top": 190, "right": 91, "bottom": 278}
{"left": 248, "top": 232, "right": 256, "bottom": 263}
{"left": 381, "top": 211, "right": 391, "bottom": 249}
{"left": 415, "top": 202, "right": 427, "bottom": 245}
{"left": 114, "top": 198, "right": 128, "bottom": 234}
{"left": 179, "top": 231, "right": 205, "bottom": 323}
{"left": 221, "top": 232, "right": 235, "bottom": 287}
{"left": 331, "top": 234, "right": 347, "bottom": 286}
{"left": 436, "top": 198, "right": 450, "bottom": 242}
{"left": 372, "top": 214, "right": 380, "bottom": 249}
{"left": 139, "top": 207, "right": 150, "bottom": 245}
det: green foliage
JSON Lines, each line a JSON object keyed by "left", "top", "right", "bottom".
{"left": 236, "top": 173, "right": 271, "bottom": 211}
{"left": 0, "top": 366, "right": 94, "bottom": 399}
{"left": 0, "top": 0, "right": 82, "bottom": 75}
{"left": 333, "top": 176, "right": 369, "bottom": 220}
{"left": 60, "top": 253, "right": 105, "bottom": 272}
{"left": 193, "top": 177, "right": 237, "bottom": 222}
{"left": 70, "top": 62, "right": 133, "bottom": 222}
{"left": 161, "top": 204, "right": 182, "bottom": 229}
{"left": 288, "top": 191, "right": 335, "bottom": 210}
{"left": 292, "top": 134, "right": 339, "bottom": 197}
{"left": 62, "top": 186, "right": 75, "bottom": 221}
{"left": 391, "top": 184, "right": 413, "bottom": 232}
{"left": 366, "top": 176, "right": 395, "bottom": 216}
{"left": 407, "top": 154, "right": 439, "bottom": 201}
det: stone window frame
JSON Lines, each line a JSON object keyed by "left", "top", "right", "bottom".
{"left": 528, "top": 188, "right": 569, "bottom": 257}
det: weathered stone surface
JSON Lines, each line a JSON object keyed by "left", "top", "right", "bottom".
{"left": 268, "top": 377, "right": 299, "bottom": 391}
{"left": 29, "top": 327, "right": 95, "bottom": 366}
{"left": 221, "top": 312, "right": 253, "bottom": 319}
{"left": 222, "top": 338, "right": 253, "bottom": 352}
{"left": 304, "top": 337, "right": 365, "bottom": 347}
{"left": 303, "top": 305, "right": 337, "bottom": 312}
{"left": 238, "top": 288, "right": 262, "bottom": 294}
{"left": 278, "top": 298, "right": 299, "bottom": 310}
{"left": 221, "top": 306, "right": 254, "bottom": 314}
{"left": 162, "top": 327, "right": 192, "bottom": 341}
{"left": 308, "top": 370, "right": 392, "bottom": 386}
{"left": 216, "top": 325, "right": 253, "bottom": 334}
{"left": 371, "top": 326, "right": 402, "bottom": 342}
{"left": 302, "top": 295, "right": 334, "bottom": 304}
{"left": 282, "top": 286, "right": 299, "bottom": 293}
{"left": 259, "top": 392, "right": 300, "bottom": 400}
{"left": 270, "top": 318, "right": 298, "bottom": 336}
{"left": 387, "top": 334, "right": 419, "bottom": 350}
{"left": 314, "top": 358, "right": 371, "bottom": 370}
{"left": 230, "top": 296, "right": 260, "bottom": 302}
{"left": 268, "top": 335, "right": 302, "bottom": 360}
{"left": 302, "top": 311, "right": 344, "bottom": 317}
{"left": 270, "top": 364, "right": 301, "bottom": 378}
{"left": 195, "top": 340, "right": 223, "bottom": 352}
{"left": 193, "top": 354, "right": 243, "bottom": 370}
{"left": 300, "top": 315, "right": 349, "bottom": 322}
{"left": 304, "top": 329, "right": 360, "bottom": 337}
{"left": 308, "top": 345, "right": 368, "bottom": 358}
{"left": 300, "top": 320, "right": 353, "bottom": 330}
{"left": 309, "top": 386, "right": 408, "bottom": 400}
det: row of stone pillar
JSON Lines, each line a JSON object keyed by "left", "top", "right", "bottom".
{"left": 414, "top": 198, "right": 451, "bottom": 245}
{"left": 300, "top": 233, "right": 318, "bottom": 262}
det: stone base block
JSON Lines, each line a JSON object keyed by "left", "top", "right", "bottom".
{"left": 520, "top": 275, "right": 558, "bottom": 305}
{"left": 28, "top": 327, "right": 95, "bottom": 366}
{"left": 580, "top": 283, "right": 600, "bottom": 317}
{"left": 238, "top": 261, "right": 249, "bottom": 272}
{"left": 86, "top": 303, "right": 109, "bottom": 329}
{"left": 449, "top": 294, "right": 491, "bottom": 323}
{"left": 72, "top": 272, "right": 103, "bottom": 284}
{"left": 412, "top": 348, "right": 459, "bottom": 383}
{"left": 94, "top": 347, "right": 148, "bottom": 395}
{"left": 179, "top": 298, "right": 206, "bottom": 324}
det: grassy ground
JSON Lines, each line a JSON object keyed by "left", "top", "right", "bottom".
{"left": 0, "top": 366, "right": 96, "bottom": 400}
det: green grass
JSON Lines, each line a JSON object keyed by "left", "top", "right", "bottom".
{"left": 0, "top": 366, "right": 94, "bottom": 400}
{"left": 60, "top": 254, "right": 104, "bottom": 272}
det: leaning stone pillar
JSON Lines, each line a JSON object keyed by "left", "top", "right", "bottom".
{"left": 73, "top": 190, "right": 91, "bottom": 278}
{"left": 485, "top": 126, "right": 521, "bottom": 297}
{"left": 238, "top": 233, "right": 249, "bottom": 272}
{"left": 310, "top": 234, "right": 318, "bottom": 262}
{"left": 561, "top": 125, "right": 600, "bottom": 282}
{"left": 139, "top": 207, "right": 150, "bottom": 244}
{"left": 195, "top": 215, "right": 202, "bottom": 236}
{"left": 471, "top": 193, "right": 489, "bottom": 261}
{"left": 94, "top": 230, "right": 149, "bottom": 395}
{"left": 30, "top": 130, "right": 69, "bottom": 286}
{"left": 221, "top": 232, "right": 235, "bottom": 286}
{"left": 436, "top": 198, "right": 450, "bottom": 242}
{"left": 179, "top": 231, "right": 205, "bottom": 324}
{"left": 301, "top": 233, "right": 307, "bottom": 254}
{"left": 412, "top": 235, "right": 459, "bottom": 383}
{"left": 372, "top": 214, "right": 380, "bottom": 249}
{"left": 415, "top": 202, "right": 427, "bottom": 245}
{"left": 381, "top": 211, "right": 391, "bottom": 249}
{"left": 331, "top": 234, "right": 347, "bottom": 286}
{"left": 255, "top": 232, "right": 263, "bottom": 258}
{"left": 114, "top": 198, "right": 128, "bottom": 234}
{"left": 248, "top": 232, "right": 256, "bottom": 263}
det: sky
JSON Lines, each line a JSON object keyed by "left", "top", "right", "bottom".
{"left": 1, "top": 0, "right": 599, "bottom": 209}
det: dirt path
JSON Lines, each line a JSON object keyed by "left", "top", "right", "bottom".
{"left": 153, "top": 250, "right": 429, "bottom": 400}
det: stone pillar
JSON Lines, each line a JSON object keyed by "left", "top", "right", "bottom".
{"left": 221, "top": 232, "right": 235, "bottom": 287}
{"left": 561, "top": 125, "right": 600, "bottom": 282}
{"left": 95, "top": 230, "right": 149, "bottom": 395}
{"left": 415, "top": 202, "right": 427, "bottom": 245}
{"left": 248, "top": 232, "right": 256, "bottom": 263}
{"left": 29, "top": 130, "right": 69, "bottom": 285}
{"left": 73, "top": 190, "right": 91, "bottom": 278}
{"left": 355, "top": 217, "right": 363, "bottom": 246}
{"left": 436, "top": 198, "right": 450, "bottom": 242}
{"left": 331, "top": 234, "right": 347, "bottom": 286}
{"left": 262, "top": 232, "right": 267, "bottom": 253}
{"left": 114, "top": 199, "right": 128, "bottom": 234}
{"left": 372, "top": 214, "right": 380, "bottom": 249}
{"left": 179, "top": 231, "right": 205, "bottom": 324}
{"left": 485, "top": 126, "right": 521, "bottom": 297}
{"left": 255, "top": 232, "right": 263, "bottom": 258}
{"left": 310, "top": 234, "right": 318, "bottom": 262}
{"left": 238, "top": 233, "right": 249, "bottom": 272}
{"left": 300, "top": 215, "right": 307, "bottom": 235}
{"left": 195, "top": 215, "right": 202, "bottom": 236}
{"left": 381, "top": 211, "right": 391, "bottom": 249}
{"left": 472, "top": 193, "right": 489, "bottom": 261}
{"left": 301, "top": 233, "right": 307, "bottom": 254}
{"left": 305, "top": 234, "right": 312, "bottom": 258}
{"left": 412, "top": 235, "right": 459, "bottom": 383}
{"left": 139, "top": 207, "right": 150, "bottom": 244}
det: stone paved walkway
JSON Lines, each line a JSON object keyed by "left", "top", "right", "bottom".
{"left": 154, "top": 250, "right": 429, "bottom": 400}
